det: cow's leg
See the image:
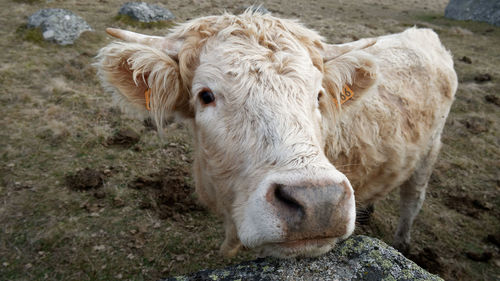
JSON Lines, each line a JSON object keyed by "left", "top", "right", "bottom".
{"left": 394, "top": 138, "right": 441, "bottom": 255}
{"left": 220, "top": 218, "right": 242, "bottom": 258}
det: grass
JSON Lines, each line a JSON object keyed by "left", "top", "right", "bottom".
{"left": 15, "top": 25, "right": 45, "bottom": 45}
{"left": 0, "top": 0, "right": 499, "bottom": 280}
{"left": 12, "top": 0, "right": 41, "bottom": 4}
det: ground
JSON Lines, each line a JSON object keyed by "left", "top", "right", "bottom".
{"left": 0, "top": 0, "right": 498, "bottom": 280}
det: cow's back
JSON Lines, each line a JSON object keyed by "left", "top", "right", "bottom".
{"left": 326, "top": 28, "right": 457, "bottom": 203}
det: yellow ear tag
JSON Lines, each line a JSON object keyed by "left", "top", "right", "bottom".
{"left": 144, "top": 88, "right": 151, "bottom": 111}
{"left": 332, "top": 85, "right": 354, "bottom": 107}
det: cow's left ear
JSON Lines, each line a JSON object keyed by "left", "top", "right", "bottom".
{"left": 321, "top": 39, "right": 378, "bottom": 109}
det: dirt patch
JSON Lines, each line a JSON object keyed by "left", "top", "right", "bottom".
{"left": 129, "top": 167, "right": 203, "bottom": 219}
{"left": 409, "top": 247, "right": 443, "bottom": 276}
{"left": 106, "top": 128, "right": 141, "bottom": 147}
{"left": 93, "top": 190, "right": 106, "bottom": 199}
{"left": 486, "top": 233, "right": 500, "bottom": 248}
{"left": 81, "top": 202, "right": 104, "bottom": 213}
{"left": 464, "top": 251, "right": 493, "bottom": 262}
{"left": 65, "top": 167, "right": 105, "bottom": 191}
{"left": 459, "top": 56, "right": 472, "bottom": 64}
{"left": 459, "top": 116, "right": 492, "bottom": 134}
{"left": 443, "top": 194, "right": 492, "bottom": 218}
{"left": 485, "top": 94, "right": 500, "bottom": 106}
{"left": 474, "top": 73, "right": 492, "bottom": 83}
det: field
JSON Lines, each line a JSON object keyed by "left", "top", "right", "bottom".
{"left": 0, "top": 0, "right": 499, "bottom": 280}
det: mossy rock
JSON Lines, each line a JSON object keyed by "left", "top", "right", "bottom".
{"left": 114, "top": 14, "right": 174, "bottom": 29}
{"left": 163, "top": 236, "right": 443, "bottom": 281}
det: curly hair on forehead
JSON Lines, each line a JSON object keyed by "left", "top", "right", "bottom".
{"left": 168, "top": 11, "right": 327, "bottom": 87}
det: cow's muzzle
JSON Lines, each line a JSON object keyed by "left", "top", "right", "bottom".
{"left": 266, "top": 180, "right": 354, "bottom": 245}
{"left": 236, "top": 170, "right": 356, "bottom": 257}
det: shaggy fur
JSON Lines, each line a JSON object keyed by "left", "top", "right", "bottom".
{"left": 96, "top": 11, "right": 457, "bottom": 258}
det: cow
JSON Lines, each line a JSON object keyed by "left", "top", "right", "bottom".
{"left": 96, "top": 11, "right": 457, "bottom": 258}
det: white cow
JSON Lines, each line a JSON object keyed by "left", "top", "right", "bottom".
{"left": 96, "top": 11, "right": 457, "bottom": 258}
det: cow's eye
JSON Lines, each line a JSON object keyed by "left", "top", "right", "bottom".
{"left": 199, "top": 88, "right": 215, "bottom": 105}
{"left": 317, "top": 91, "right": 323, "bottom": 102}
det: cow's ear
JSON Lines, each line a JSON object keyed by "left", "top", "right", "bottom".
{"left": 321, "top": 39, "right": 377, "bottom": 109}
{"left": 96, "top": 30, "right": 192, "bottom": 128}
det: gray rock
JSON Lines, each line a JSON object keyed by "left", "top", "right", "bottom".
{"left": 118, "top": 2, "right": 174, "bottom": 22}
{"left": 445, "top": 0, "right": 500, "bottom": 27}
{"left": 27, "top": 8, "right": 92, "bottom": 45}
{"left": 163, "top": 235, "right": 443, "bottom": 281}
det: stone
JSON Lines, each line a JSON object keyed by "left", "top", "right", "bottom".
{"left": 118, "top": 2, "right": 175, "bottom": 22}
{"left": 27, "top": 9, "right": 92, "bottom": 45}
{"left": 162, "top": 235, "right": 443, "bottom": 281}
{"left": 445, "top": 0, "right": 500, "bottom": 27}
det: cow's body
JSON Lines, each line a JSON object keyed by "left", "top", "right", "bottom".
{"left": 96, "top": 12, "right": 457, "bottom": 258}
{"left": 327, "top": 29, "right": 456, "bottom": 203}
{"left": 322, "top": 29, "right": 457, "bottom": 252}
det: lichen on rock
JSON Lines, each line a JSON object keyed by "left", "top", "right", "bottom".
{"left": 118, "top": 2, "right": 175, "bottom": 23}
{"left": 27, "top": 8, "right": 92, "bottom": 45}
{"left": 445, "top": 0, "right": 500, "bottom": 26}
{"left": 162, "top": 235, "right": 443, "bottom": 281}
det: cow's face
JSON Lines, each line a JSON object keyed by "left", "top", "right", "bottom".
{"left": 97, "top": 13, "right": 377, "bottom": 258}
{"left": 191, "top": 34, "right": 357, "bottom": 258}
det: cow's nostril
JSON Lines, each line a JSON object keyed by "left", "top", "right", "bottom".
{"left": 274, "top": 184, "right": 304, "bottom": 213}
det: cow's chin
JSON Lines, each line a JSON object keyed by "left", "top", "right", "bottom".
{"left": 255, "top": 237, "right": 338, "bottom": 258}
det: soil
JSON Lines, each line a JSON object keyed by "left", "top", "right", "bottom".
{"left": 459, "top": 56, "right": 472, "bottom": 64}
{"left": 65, "top": 168, "right": 105, "bottom": 191}
{"left": 444, "top": 194, "right": 493, "bottom": 218}
{"left": 129, "top": 167, "right": 204, "bottom": 219}
{"left": 465, "top": 251, "right": 493, "bottom": 262}
{"left": 487, "top": 234, "right": 500, "bottom": 248}
{"left": 485, "top": 94, "right": 500, "bottom": 106}
{"left": 459, "top": 116, "right": 492, "bottom": 134}
{"left": 106, "top": 128, "right": 141, "bottom": 147}
{"left": 474, "top": 73, "right": 493, "bottom": 83}
{"left": 409, "top": 247, "right": 443, "bottom": 276}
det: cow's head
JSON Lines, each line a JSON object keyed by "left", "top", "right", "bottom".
{"left": 96, "top": 12, "right": 377, "bottom": 258}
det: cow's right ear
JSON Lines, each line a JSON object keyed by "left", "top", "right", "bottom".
{"left": 96, "top": 29, "right": 192, "bottom": 127}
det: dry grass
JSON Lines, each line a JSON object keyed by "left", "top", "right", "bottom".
{"left": 0, "top": 0, "right": 499, "bottom": 280}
